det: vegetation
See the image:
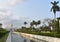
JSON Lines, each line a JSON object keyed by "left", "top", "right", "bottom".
{"left": 24, "top": 21, "right": 27, "bottom": 27}
{"left": 16, "top": 1, "right": 60, "bottom": 38}
{"left": 51, "top": 1, "right": 60, "bottom": 34}
{"left": 0, "top": 33, "right": 9, "bottom": 42}
{"left": 16, "top": 17, "right": 60, "bottom": 38}
{"left": 30, "top": 20, "right": 41, "bottom": 28}
{"left": 0, "top": 28, "right": 9, "bottom": 42}
{"left": 16, "top": 27, "right": 60, "bottom": 38}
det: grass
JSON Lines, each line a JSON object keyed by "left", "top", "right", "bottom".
{"left": 0, "top": 33, "right": 9, "bottom": 42}
{"left": 17, "top": 30, "right": 60, "bottom": 38}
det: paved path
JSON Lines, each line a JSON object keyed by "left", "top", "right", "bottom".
{"left": 6, "top": 32, "right": 31, "bottom": 42}
{"left": 6, "top": 32, "right": 47, "bottom": 42}
{"left": 15, "top": 32, "right": 48, "bottom": 42}
{"left": 6, "top": 32, "right": 11, "bottom": 42}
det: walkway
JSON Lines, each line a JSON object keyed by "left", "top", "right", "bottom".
{"left": 6, "top": 32, "right": 11, "bottom": 42}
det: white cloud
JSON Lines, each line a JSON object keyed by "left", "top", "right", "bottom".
{"left": 11, "top": 15, "right": 20, "bottom": 20}
{"left": 0, "top": 9, "right": 12, "bottom": 16}
{"left": 0, "top": 0, "right": 23, "bottom": 8}
{"left": 0, "top": 0, "right": 24, "bottom": 18}
{"left": 1, "top": 17, "right": 30, "bottom": 28}
{"left": 0, "top": 0, "right": 28, "bottom": 28}
{"left": 8, "top": 0, "right": 19, "bottom": 6}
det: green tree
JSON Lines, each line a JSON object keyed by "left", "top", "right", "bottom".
{"left": 30, "top": 20, "right": 35, "bottom": 31}
{"left": 35, "top": 20, "right": 41, "bottom": 28}
{"left": 30, "top": 20, "right": 41, "bottom": 28}
{"left": 51, "top": 1, "right": 60, "bottom": 32}
{"left": 37, "top": 20, "right": 41, "bottom": 26}
{"left": 30, "top": 20, "right": 35, "bottom": 28}
{"left": 57, "top": 17, "right": 60, "bottom": 33}
{"left": 24, "top": 21, "right": 27, "bottom": 28}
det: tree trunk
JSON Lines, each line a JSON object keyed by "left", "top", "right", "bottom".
{"left": 54, "top": 13, "right": 56, "bottom": 32}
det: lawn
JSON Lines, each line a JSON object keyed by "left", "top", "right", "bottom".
{"left": 17, "top": 30, "right": 60, "bottom": 38}
{"left": 0, "top": 32, "right": 9, "bottom": 42}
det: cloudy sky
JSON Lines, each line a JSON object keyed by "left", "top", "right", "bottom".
{"left": 0, "top": 0, "right": 30, "bottom": 28}
{"left": 0, "top": 0, "right": 60, "bottom": 28}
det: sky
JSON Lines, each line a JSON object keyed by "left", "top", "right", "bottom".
{"left": 0, "top": 0, "right": 60, "bottom": 28}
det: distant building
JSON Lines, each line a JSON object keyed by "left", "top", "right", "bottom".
{"left": 0, "top": 23, "right": 2, "bottom": 28}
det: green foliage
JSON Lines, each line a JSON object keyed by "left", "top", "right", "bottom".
{"left": 16, "top": 17, "right": 60, "bottom": 38}
{"left": 24, "top": 22, "right": 27, "bottom": 25}
{"left": 0, "top": 28, "right": 9, "bottom": 38}
{"left": 30, "top": 20, "right": 41, "bottom": 28}
{"left": 16, "top": 27, "right": 60, "bottom": 38}
{"left": 51, "top": 1, "right": 60, "bottom": 13}
{"left": 0, "top": 28, "right": 9, "bottom": 42}
{"left": 0, "top": 33, "right": 9, "bottom": 42}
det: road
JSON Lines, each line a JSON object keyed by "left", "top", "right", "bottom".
{"left": 6, "top": 31, "right": 35, "bottom": 42}
{"left": 6, "top": 31, "right": 48, "bottom": 42}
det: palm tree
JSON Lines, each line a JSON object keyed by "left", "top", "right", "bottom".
{"left": 30, "top": 20, "right": 35, "bottom": 28}
{"left": 24, "top": 22, "right": 27, "bottom": 28}
{"left": 37, "top": 20, "right": 41, "bottom": 25}
{"left": 30, "top": 22, "right": 33, "bottom": 28}
{"left": 30, "top": 20, "right": 36, "bottom": 31}
{"left": 35, "top": 20, "right": 41, "bottom": 28}
{"left": 51, "top": 1, "right": 60, "bottom": 31}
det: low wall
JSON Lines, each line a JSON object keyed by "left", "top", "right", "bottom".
{"left": 14, "top": 32, "right": 60, "bottom": 42}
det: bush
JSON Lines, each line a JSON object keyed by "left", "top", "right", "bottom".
{"left": 0, "top": 28, "right": 9, "bottom": 38}
{"left": 16, "top": 29, "right": 60, "bottom": 38}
